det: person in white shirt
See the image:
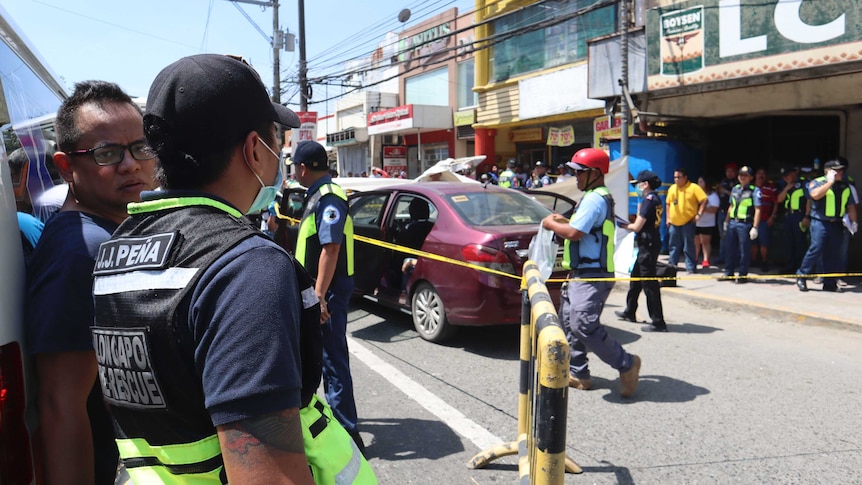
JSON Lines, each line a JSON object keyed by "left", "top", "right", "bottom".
{"left": 695, "top": 176, "right": 720, "bottom": 268}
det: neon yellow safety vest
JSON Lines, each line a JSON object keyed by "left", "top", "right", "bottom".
{"left": 811, "top": 176, "right": 851, "bottom": 218}
{"left": 729, "top": 184, "right": 756, "bottom": 221}
{"left": 562, "top": 186, "right": 615, "bottom": 273}
{"left": 296, "top": 183, "right": 355, "bottom": 277}
{"left": 784, "top": 179, "right": 806, "bottom": 212}
{"left": 498, "top": 169, "right": 516, "bottom": 188}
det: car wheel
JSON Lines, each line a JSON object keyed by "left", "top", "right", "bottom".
{"left": 411, "top": 283, "right": 453, "bottom": 343}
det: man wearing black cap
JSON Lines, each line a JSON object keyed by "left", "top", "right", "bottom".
{"left": 796, "top": 159, "right": 858, "bottom": 292}
{"left": 89, "top": 54, "right": 374, "bottom": 483}
{"left": 616, "top": 170, "right": 667, "bottom": 332}
{"left": 777, "top": 166, "right": 808, "bottom": 273}
{"left": 527, "top": 160, "right": 552, "bottom": 188}
{"left": 721, "top": 165, "right": 761, "bottom": 283}
{"left": 291, "top": 140, "right": 365, "bottom": 452}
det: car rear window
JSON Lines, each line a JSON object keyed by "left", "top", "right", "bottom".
{"left": 445, "top": 191, "right": 552, "bottom": 226}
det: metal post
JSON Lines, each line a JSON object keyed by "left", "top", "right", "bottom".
{"left": 272, "top": 1, "right": 280, "bottom": 104}
{"left": 619, "top": 0, "right": 629, "bottom": 158}
{"left": 298, "top": 0, "right": 308, "bottom": 112}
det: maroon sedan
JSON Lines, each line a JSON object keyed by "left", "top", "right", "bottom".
{"left": 348, "top": 182, "right": 576, "bottom": 342}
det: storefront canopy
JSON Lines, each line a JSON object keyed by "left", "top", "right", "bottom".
{"left": 367, "top": 104, "right": 453, "bottom": 136}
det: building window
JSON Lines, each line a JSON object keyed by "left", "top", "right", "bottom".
{"left": 405, "top": 67, "right": 449, "bottom": 106}
{"left": 491, "top": 0, "right": 616, "bottom": 82}
{"left": 457, "top": 59, "right": 478, "bottom": 109}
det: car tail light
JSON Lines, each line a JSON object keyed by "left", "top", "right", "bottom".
{"left": 461, "top": 244, "right": 516, "bottom": 274}
{"left": 0, "top": 342, "right": 34, "bottom": 484}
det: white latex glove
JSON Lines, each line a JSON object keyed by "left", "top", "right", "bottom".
{"left": 723, "top": 221, "right": 729, "bottom": 233}
{"left": 826, "top": 169, "right": 836, "bottom": 183}
{"left": 851, "top": 221, "right": 859, "bottom": 235}
{"left": 749, "top": 227, "right": 758, "bottom": 240}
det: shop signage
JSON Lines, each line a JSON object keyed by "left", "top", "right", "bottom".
{"left": 290, "top": 111, "right": 317, "bottom": 147}
{"left": 647, "top": 0, "right": 860, "bottom": 90}
{"left": 508, "top": 127, "right": 544, "bottom": 143}
{"left": 453, "top": 109, "right": 475, "bottom": 127}
{"left": 382, "top": 146, "right": 407, "bottom": 177}
{"left": 547, "top": 126, "right": 575, "bottom": 147}
{"left": 368, "top": 105, "right": 412, "bottom": 127}
{"left": 592, "top": 115, "right": 634, "bottom": 148}
{"left": 398, "top": 22, "right": 451, "bottom": 65}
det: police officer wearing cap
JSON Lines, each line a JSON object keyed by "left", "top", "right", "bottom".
{"left": 777, "top": 166, "right": 808, "bottom": 273}
{"left": 542, "top": 148, "right": 641, "bottom": 398}
{"left": 796, "top": 159, "right": 858, "bottom": 292}
{"left": 498, "top": 158, "right": 519, "bottom": 188}
{"left": 722, "top": 165, "right": 761, "bottom": 283}
{"left": 90, "top": 54, "right": 375, "bottom": 484}
{"left": 616, "top": 170, "right": 667, "bottom": 332}
{"left": 291, "top": 140, "right": 366, "bottom": 452}
{"left": 527, "top": 160, "right": 552, "bottom": 188}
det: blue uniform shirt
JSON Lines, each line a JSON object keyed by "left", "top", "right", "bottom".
{"left": 305, "top": 175, "right": 348, "bottom": 247}
{"left": 569, "top": 189, "right": 608, "bottom": 269}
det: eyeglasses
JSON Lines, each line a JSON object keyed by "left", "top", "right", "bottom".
{"left": 69, "top": 141, "right": 156, "bottom": 166}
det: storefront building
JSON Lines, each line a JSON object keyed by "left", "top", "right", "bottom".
{"left": 471, "top": 0, "right": 618, "bottom": 174}
{"left": 326, "top": 91, "right": 398, "bottom": 176}
{"left": 366, "top": 7, "right": 476, "bottom": 178}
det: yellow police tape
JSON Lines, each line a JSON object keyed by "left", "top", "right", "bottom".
{"left": 278, "top": 209, "right": 862, "bottom": 284}
{"left": 352, "top": 232, "right": 862, "bottom": 284}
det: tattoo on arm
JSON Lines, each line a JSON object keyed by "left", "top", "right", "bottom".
{"left": 221, "top": 408, "right": 305, "bottom": 455}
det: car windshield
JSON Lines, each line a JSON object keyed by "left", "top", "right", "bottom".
{"left": 445, "top": 190, "right": 552, "bottom": 227}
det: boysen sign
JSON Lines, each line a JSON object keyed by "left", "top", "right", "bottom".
{"left": 647, "top": 0, "right": 859, "bottom": 90}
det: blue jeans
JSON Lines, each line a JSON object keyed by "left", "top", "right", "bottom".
{"left": 668, "top": 221, "right": 697, "bottom": 271}
{"left": 322, "top": 276, "right": 358, "bottom": 433}
{"left": 725, "top": 220, "right": 753, "bottom": 277}
{"left": 798, "top": 219, "right": 844, "bottom": 288}
{"left": 559, "top": 274, "right": 633, "bottom": 380}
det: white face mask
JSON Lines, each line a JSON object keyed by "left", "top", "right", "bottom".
{"left": 245, "top": 141, "right": 283, "bottom": 215}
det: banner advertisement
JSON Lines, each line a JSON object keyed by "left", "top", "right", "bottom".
{"left": 382, "top": 145, "right": 407, "bottom": 177}
{"left": 290, "top": 111, "right": 318, "bottom": 148}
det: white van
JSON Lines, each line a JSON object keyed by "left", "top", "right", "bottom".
{"left": 0, "top": 5, "right": 67, "bottom": 483}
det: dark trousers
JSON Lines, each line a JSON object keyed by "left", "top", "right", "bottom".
{"left": 725, "top": 220, "right": 753, "bottom": 277}
{"left": 625, "top": 235, "right": 665, "bottom": 324}
{"left": 322, "top": 276, "right": 359, "bottom": 433}
{"left": 798, "top": 219, "right": 844, "bottom": 289}
{"left": 783, "top": 212, "right": 809, "bottom": 273}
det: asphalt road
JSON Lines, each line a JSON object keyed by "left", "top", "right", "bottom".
{"left": 343, "top": 289, "right": 862, "bottom": 484}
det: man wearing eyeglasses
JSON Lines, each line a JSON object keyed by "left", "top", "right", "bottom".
{"left": 25, "top": 81, "right": 157, "bottom": 483}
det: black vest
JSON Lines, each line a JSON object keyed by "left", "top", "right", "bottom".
{"left": 92, "top": 200, "right": 321, "bottom": 447}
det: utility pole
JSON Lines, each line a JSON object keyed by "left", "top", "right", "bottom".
{"left": 619, "top": 0, "right": 630, "bottom": 158}
{"left": 298, "top": 0, "right": 308, "bottom": 111}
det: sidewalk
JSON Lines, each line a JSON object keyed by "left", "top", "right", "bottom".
{"left": 613, "top": 256, "right": 862, "bottom": 333}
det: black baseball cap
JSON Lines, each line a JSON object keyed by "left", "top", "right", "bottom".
{"left": 738, "top": 166, "right": 753, "bottom": 176}
{"left": 824, "top": 159, "right": 845, "bottom": 170}
{"left": 290, "top": 141, "right": 328, "bottom": 171}
{"left": 145, "top": 54, "right": 300, "bottom": 161}
{"left": 631, "top": 169, "right": 657, "bottom": 184}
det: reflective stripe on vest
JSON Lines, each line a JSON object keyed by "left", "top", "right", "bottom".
{"left": 498, "top": 170, "right": 515, "bottom": 188}
{"left": 562, "top": 186, "right": 615, "bottom": 273}
{"left": 301, "top": 394, "right": 378, "bottom": 484}
{"left": 785, "top": 182, "right": 806, "bottom": 211}
{"left": 117, "top": 434, "right": 224, "bottom": 483}
{"left": 811, "top": 176, "right": 851, "bottom": 218}
{"left": 296, "top": 183, "right": 355, "bottom": 276}
{"left": 729, "top": 184, "right": 755, "bottom": 221}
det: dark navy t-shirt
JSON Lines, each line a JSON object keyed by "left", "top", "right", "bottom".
{"left": 188, "top": 236, "right": 304, "bottom": 427}
{"left": 638, "top": 192, "right": 663, "bottom": 237}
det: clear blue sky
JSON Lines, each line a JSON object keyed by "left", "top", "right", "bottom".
{"left": 2, "top": 0, "right": 473, "bottom": 112}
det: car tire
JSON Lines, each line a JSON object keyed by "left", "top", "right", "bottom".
{"left": 411, "top": 283, "right": 453, "bottom": 343}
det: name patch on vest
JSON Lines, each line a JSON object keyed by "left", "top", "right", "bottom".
{"left": 94, "top": 233, "right": 176, "bottom": 275}
{"left": 92, "top": 327, "right": 167, "bottom": 409}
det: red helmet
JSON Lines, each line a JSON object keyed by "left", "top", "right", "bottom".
{"left": 569, "top": 148, "right": 610, "bottom": 174}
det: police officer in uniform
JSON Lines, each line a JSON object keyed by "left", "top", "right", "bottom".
{"left": 90, "top": 54, "right": 375, "bottom": 484}
{"left": 777, "top": 167, "right": 808, "bottom": 273}
{"left": 498, "top": 158, "right": 519, "bottom": 188}
{"left": 615, "top": 170, "right": 667, "bottom": 332}
{"left": 542, "top": 148, "right": 641, "bottom": 398}
{"left": 721, "top": 166, "right": 761, "bottom": 283}
{"left": 796, "top": 159, "right": 858, "bottom": 292}
{"left": 291, "top": 140, "right": 365, "bottom": 453}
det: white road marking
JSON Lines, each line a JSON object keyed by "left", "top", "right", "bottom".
{"left": 348, "top": 336, "right": 504, "bottom": 451}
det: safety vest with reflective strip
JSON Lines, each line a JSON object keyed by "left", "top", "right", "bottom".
{"left": 810, "top": 176, "right": 851, "bottom": 218}
{"left": 562, "top": 186, "right": 615, "bottom": 273}
{"left": 729, "top": 184, "right": 756, "bottom": 222}
{"left": 784, "top": 179, "right": 806, "bottom": 212}
{"left": 498, "top": 169, "right": 517, "bottom": 188}
{"left": 296, "top": 183, "right": 355, "bottom": 277}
